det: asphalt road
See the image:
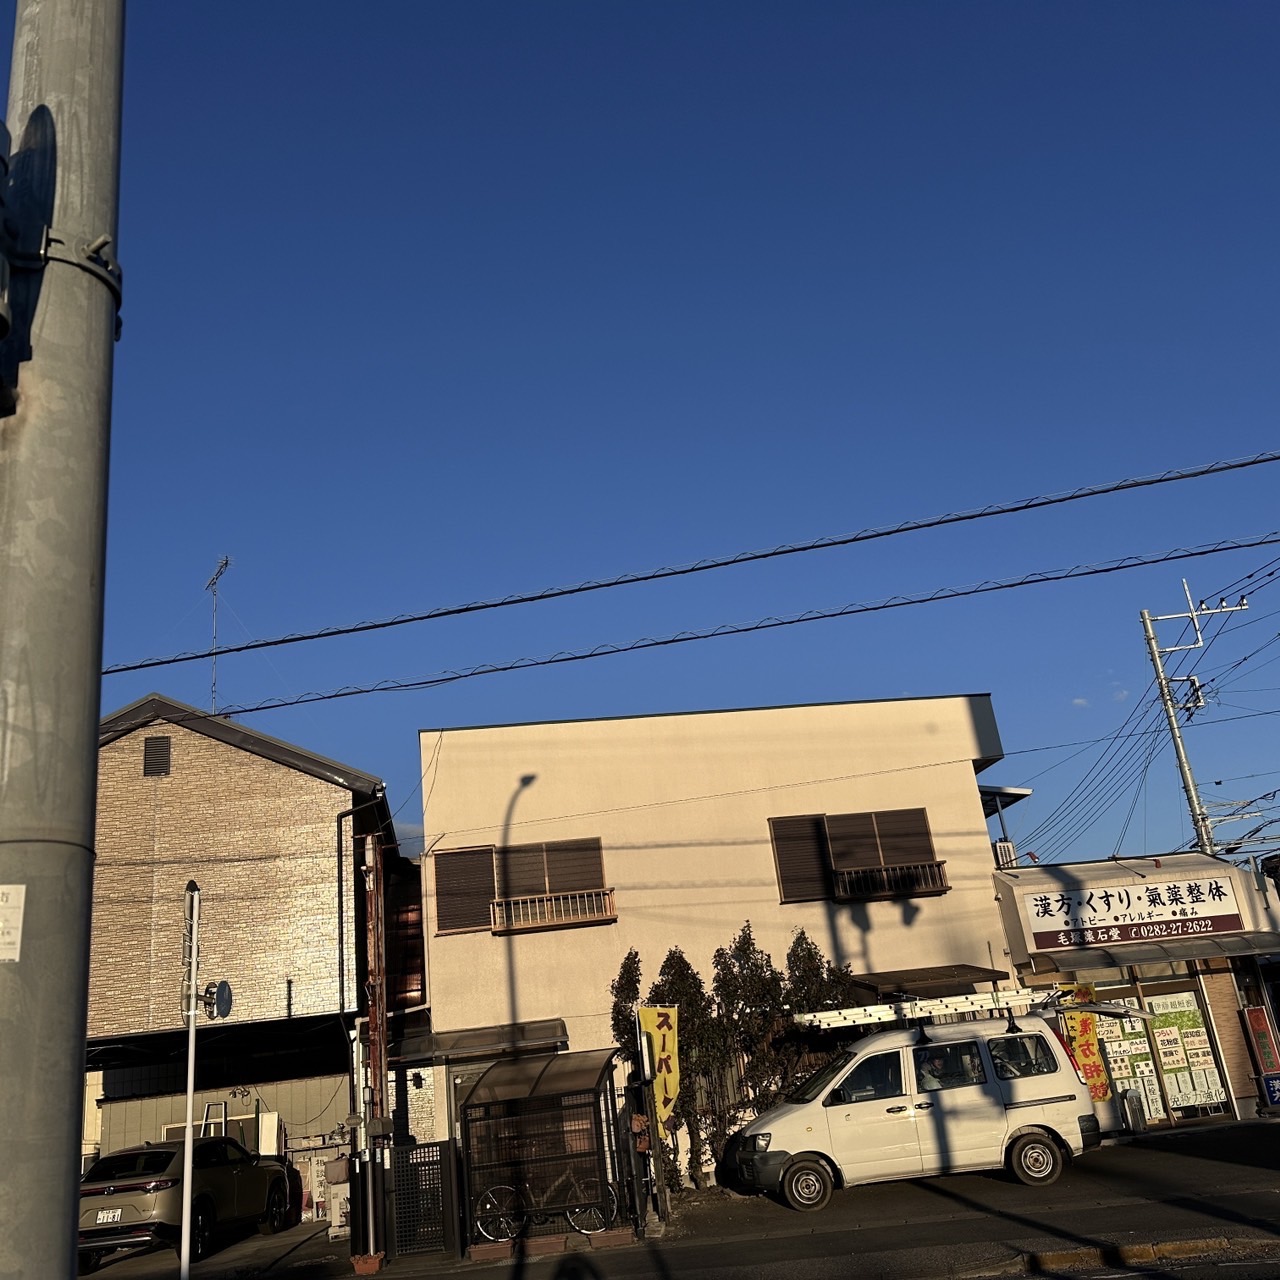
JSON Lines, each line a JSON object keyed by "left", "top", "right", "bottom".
{"left": 79, "top": 1123, "right": 1280, "bottom": 1280}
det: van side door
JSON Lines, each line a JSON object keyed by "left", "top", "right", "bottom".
{"left": 911, "top": 1040, "right": 1007, "bottom": 1174}
{"left": 824, "top": 1049, "right": 922, "bottom": 1184}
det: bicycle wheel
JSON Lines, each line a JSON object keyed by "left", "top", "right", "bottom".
{"left": 565, "top": 1180, "right": 618, "bottom": 1235}
{"left": 474, "top": 1185, "right": 525, "bottom": 1242}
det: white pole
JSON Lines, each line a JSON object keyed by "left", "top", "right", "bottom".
{"left": 180, "top": 881, "right": 200, "bottom": 1279}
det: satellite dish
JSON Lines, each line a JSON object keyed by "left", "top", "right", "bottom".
{"left": 202, "top": 980, "right": 233, "bottom": 1020}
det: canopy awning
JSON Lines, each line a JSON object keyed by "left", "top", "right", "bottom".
{"left": 460, "top": 1047, "right": 618, "bottom": 1109}
{"left": 848, "top": 963, "right": 1008, "bottom": 1000}
{"left": 979, "top": 785, "right": 1033, "bottom": 819}
{"left": 388, "top": 1018, "right": 568, "bottom": 1065}
{"left": 1030, "top": 931, "right": 1280, "bottom": 974}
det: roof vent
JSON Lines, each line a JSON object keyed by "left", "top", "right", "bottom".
{"left": 143, "top": 736, "right": 171, "bottom": 777}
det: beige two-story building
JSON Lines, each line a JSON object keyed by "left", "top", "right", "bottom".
{"left": 414, "top": 695, "right": 1027, "bottom": 1139}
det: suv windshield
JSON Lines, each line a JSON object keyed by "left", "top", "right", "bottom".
{"left": 85, "top": 1150, "right": 176, "bottom": 1182}
{"left": 786, "top": 1051, "right": 854, "bottom": 1103}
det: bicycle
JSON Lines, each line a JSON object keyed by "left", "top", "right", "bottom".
{"left": 473, "top": 1169, "right": 619, "bottom": 1241}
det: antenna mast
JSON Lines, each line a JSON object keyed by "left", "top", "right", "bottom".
{"left": 205, "top": 557, "right": 230, "bottom": 713}
{"left": 1140, "top": 579, "right": 1247, "bottom": 857}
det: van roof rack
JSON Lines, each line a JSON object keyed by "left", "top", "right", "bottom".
{"left": 795, "top": 989, "right": 1046, "bottom": 1030}
{"left": 795, "top": 988, "right": 1152, "bottom": 1030}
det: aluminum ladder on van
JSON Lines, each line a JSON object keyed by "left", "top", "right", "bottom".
{"left": 795, "top": 990, "right": 1045, "bottom": 1030}
{"left": 794, "top": 989, "right": 1150, "bottom": 1030}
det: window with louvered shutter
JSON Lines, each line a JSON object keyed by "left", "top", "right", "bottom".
{"left": 874, "top": 808, "right": 933, "bottom": 865}
{"left": 545, "top": 838, "right": 605, "bottom": 893}
{"left": 826, "top": 812, "right": 879, "bottom": 870}
{"left": 768, "top": 815, "right": 831, "bottom": 903}
{"left": 142, "top": 736, "right": 171, "bottom": 777}
{"left": 497, "top": 844, "right": 547, "bottom": 898}
{"left": 435, "top": 848, "right": 495, "bottom": 932}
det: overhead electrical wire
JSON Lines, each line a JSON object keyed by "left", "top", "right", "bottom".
{"left": 1019, "top": 554, "right": 1280, "bottom": 861}
{"left": 162, "top": 531, "right": 1280, "bottom": 720}
{"left": 101, "top": 450, "right": 1280, "bottom": 676}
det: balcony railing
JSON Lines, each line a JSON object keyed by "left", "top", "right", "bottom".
{"left": 490, "top": 888, "right": 617, "bottom": 934}
{"left": 834, "top": 861, "right": 949, "bottom": 902}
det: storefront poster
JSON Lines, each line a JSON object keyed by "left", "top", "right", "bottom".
{"left": 1097, "top": 996, "right": 1165, "bottom": 1121}
{"left": 1146, "top": 992, "right": 1227, "bottom": 1111}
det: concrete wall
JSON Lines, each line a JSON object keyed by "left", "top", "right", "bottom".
{"left": 420, "top": 697, "right": 1008, "bottom": 1051}
{"left": 91, "top": 722, "right": 357, "bottom": 1037}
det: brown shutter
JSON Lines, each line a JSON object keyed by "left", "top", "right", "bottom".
{"left": 826, "top": 812, "right": 880, "bottom": 870}
{"left": 875, "top": 808, "right": 934, "bottom": 865}
{"left": 496, "top": 844, "right": 548, "bottom": 898}
{"left": 545, "top": 838, "right": 605, "bottom": 893}
{"left": 435, "top": 848, "right": 495, "bottom": 932}
{"left": 142, "top": 735, "right": 171, "bottom": 777}
{"left": 768, "top": 815, "right": 831, "bottom": 903}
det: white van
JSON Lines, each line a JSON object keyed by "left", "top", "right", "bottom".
{"left": 734, "top": 1014, "right": 1100, "bottom": 1210}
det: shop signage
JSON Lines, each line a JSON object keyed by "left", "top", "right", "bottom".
{"left": 1263, "top": 1074, "right": 1280, "bottom": 1108}
{"left": 1242, "top": 1006, "right": 1280, "bottom": 1076}
{"left": 1057, "top": 984, "right": 1111, "bottom": 1102}
{"left": 1023, "top": 875, "right": 1242, "bottom": 950}
{"left": 638, "top": 1005, "right": 680, "bottom": 1133}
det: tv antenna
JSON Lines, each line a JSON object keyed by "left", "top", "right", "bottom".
{"left": 204, "top": 557, "right": 231, "bottom": 713}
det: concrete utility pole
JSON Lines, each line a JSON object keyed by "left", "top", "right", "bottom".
{"left": 1140, "top": 580, "right": 1247, "bottom": 859}
{"left": 0, "top": 2, "right": 125, "bottom": 1277}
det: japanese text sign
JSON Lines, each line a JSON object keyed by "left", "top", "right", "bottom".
{"left": 1023, "top": 875, "right": 1241, "bottom": 951}
{"left": 638, "top": 1005, "right": 680, "bottom": 1132}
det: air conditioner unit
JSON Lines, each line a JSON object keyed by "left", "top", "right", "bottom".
{"left": 992, "top": 840, "right": 1017, "bottom": 869}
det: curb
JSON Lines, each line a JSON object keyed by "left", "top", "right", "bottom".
{"left": 959, "top": 1234, "right": 1280, "bottom": 1276}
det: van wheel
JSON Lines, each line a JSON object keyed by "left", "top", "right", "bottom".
{"left": 77, "top": 1253, "right": 101, "bottom": 1275}
{"left": 781, "top": 1159, "right": 833, "bottom": 1211}
{"left": 1008, "top": 1134, "right": 1063, "bottom": 1186}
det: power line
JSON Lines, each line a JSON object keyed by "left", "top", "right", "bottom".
{"left": 1021, "top": 557, "right": 1280, "bottom": 858}
{"left": 102, "top": 450, "right": 1280, "bottom": 676}
{"left": 186, "top": 530, "right": 1280, "bottom": 719}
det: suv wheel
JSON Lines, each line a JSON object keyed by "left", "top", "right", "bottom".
{"left": 191, "top": 1199, "right": 216, "bottom": 1261}
{"left": 76, "top": 1253, "right": 102, "bottom": 1275}
{"left": 259, "top": 1182, "right": 288, "bottom": 1235}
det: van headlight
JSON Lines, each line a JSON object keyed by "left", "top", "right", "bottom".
{"left": 752, "top": 1133, "right": 771, "bottom": 1152}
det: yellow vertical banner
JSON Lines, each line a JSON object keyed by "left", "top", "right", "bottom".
{"left": 638, "top": 1006, "right": 680, "bottom": 1132}
{"left": 1058, "top": 982, "right": 1112, "bottom": 1103}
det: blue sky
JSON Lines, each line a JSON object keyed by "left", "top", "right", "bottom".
{"left": 17, "top": 2, "right": 1278, "bottom": 863}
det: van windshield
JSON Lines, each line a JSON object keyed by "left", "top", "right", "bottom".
{"left": 786, "top": 1051, "right": 854, "bottom": 1103}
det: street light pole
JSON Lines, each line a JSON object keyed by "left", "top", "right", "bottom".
{"left": 0, "top": 3, "right": 125, "bottom": 1277}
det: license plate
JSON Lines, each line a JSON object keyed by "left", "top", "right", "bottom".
{"left": 95, "top": 1208, "right": 122, "bottom": 1225}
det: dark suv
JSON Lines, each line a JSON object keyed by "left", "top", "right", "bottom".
{"left": 78, "top": 1136, "right": 289, "bottom": 1273}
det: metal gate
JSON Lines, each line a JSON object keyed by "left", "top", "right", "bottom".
{"left": 391, "top": 1141, "right": 453, "bottom": 1255}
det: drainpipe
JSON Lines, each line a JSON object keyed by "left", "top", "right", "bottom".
{"left": 336, "top": 786, "right": 386, "bottom": 1112}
